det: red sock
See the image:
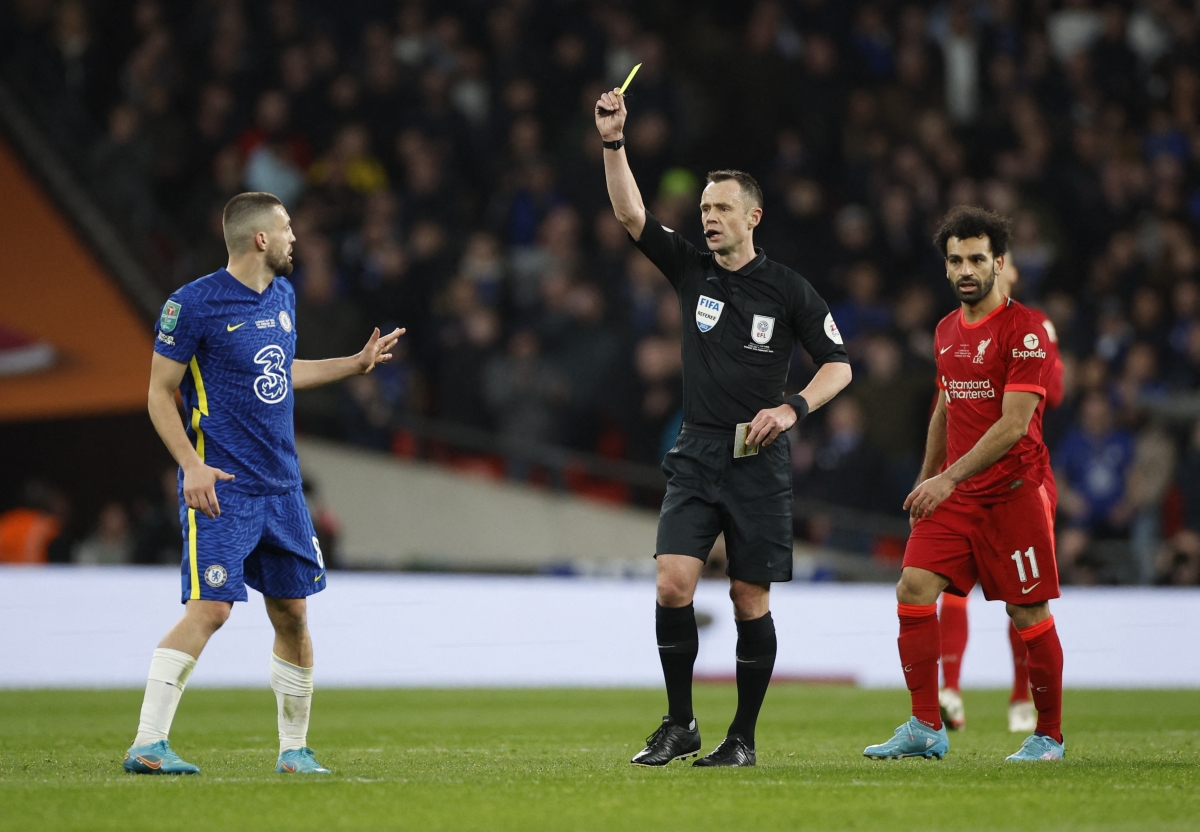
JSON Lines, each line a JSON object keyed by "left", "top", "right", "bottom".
{"left": 1008, "top": 620, "right": 1030, "bottom": 703}
{"left": 1018, "top": 616, "right": 1063, "bottom": 743}
{"left": 938, "top": 593, "right": 969, "bottom": 691}
{"left": 898, "top": 603, "right": 941, "bottom": 730}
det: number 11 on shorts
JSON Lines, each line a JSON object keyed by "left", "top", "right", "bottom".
{"left": 1011, "top": 547, "right": 1040, "bottom": 582}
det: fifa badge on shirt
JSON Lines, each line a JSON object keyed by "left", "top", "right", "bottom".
{"left": 696, "top": 295, "right": 724, "bottom": 332}
{"left": 160, "top": 301, "right": 181, "bottom": 333}
{"left": 751, "top": 315, "right": 775, "bottom": 345}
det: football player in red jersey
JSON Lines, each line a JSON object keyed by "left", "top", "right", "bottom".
{"left": 937, "top": 259, "right": 1065, "bottom": 734}
{"left": 864, "top": 206, "right": 1065, "bottom": 762}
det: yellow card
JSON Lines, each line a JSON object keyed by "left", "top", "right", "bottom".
{"left": 734, "top": 423, "right": 759, "bottom": 458}
{"left": 618, "top": 63, "right": 642, "bottom": 95}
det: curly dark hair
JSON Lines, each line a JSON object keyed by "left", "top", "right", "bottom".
{"left": 932, "top": 205, "right": 1012, "bottom": 257}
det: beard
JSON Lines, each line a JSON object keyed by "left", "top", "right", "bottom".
{"left": 952, "top": 265, "right": 996, "bottom": 306}
{"left": 267, "top": 245, "right": 293, "bottom": 277}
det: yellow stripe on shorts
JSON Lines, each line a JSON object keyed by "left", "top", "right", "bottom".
{"left": 187, "top": 507, "right": 200, "bottom": 600}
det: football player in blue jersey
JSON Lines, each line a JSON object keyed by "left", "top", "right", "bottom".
{"left": 124, "top": 192, "right": 402, "bottom": 776}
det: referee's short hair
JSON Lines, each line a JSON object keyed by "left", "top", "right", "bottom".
{"left": 705, "top": 170, "right": 763, "bottom": 211}
{"left": 933, "top": 205, "right": 1012, "bottom": 257}
{"left": 223, "top": 191, "right": 284, "bottom": 253}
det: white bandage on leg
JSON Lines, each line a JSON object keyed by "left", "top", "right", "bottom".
{"left": 133, "top": 648, "right": 197, "bottom": 747}
{"left": 270, "top": 653, "right": 313, "bottom": 753}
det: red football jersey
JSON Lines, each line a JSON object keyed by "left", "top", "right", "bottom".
{"left": 934, "top": 297, "right": 1052, "bottom": 501}
{"left": 1028, "top": 306, "right": 1064, "bottom": 409}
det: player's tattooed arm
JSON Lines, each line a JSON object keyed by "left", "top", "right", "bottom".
{"left": 292, "top": 327, "right": 405, "bottom": 389}
{"left": 904, "top": 391, "right": 1041, "bottom": 522}
{"left": 148, "top": 352, "right": 234, "bottom": 519}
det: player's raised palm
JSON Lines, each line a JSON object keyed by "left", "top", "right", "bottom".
{"left": 595, "top": 88, "right": 627, "bottom": 141}
{"left": 356, "top": 327, "right": 405, "bottom": 375}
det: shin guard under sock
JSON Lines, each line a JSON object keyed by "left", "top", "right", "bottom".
{"left": 938, "top": 593, "right": 969, "bottom": 691}
{"left": 656, "top": 603, "right": 698, "bottom": 725}
{"left": 1008, "top": 620, "right": 1031, "bottom": 703}
{"left": 898, "top": 603, "right": 942, "bottom": 730}
{"left": 727, "top": 612, "right": 777, "bottom": 747}
{"left": 1018, "top": 616, "right": 1064, "bottom": 743}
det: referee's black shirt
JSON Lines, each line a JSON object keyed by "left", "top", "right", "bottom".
{"left": 634, "top": 212, "right": 850, "bottom": 431}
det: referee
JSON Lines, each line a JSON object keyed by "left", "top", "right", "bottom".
{"left": 596, "top": 88, "right": 852, "bottom": 766}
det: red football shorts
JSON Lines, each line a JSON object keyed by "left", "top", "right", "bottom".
{"left": 903, "top": 482, "right": 1060, "bottom": 604}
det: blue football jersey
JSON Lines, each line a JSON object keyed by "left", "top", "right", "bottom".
{"left": 154, "top": 268, "right": 302, "bottom": 495}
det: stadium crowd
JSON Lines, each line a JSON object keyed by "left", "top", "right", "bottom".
{"left": 3, "top": 0, "right": 1200, "bottom": 584}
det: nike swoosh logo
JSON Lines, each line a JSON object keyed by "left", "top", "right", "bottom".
{"left": 227, "top": 322, "right": 245, "bottom": 331}
{"left": 314, "top": 572, "right": 324, "bottom": 582}
{"left": 136, "top": 755, "right": 162, "bottom": 770}
{"left": 940, "top": 345, "right": 954, "bottom": 354}
{"left": 1021, "top": 582, "right": 1042, "bottom": 594}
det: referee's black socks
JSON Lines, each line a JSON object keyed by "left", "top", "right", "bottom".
{"left": 728, "top": 611, "right": 777, "bottom": 748}
{"left": 655, "top": 602, "right": 699, "bottom": 725}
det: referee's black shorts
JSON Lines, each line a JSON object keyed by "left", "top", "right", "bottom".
{"left": 655, "top": 423, "right": 794, "bottom": 583}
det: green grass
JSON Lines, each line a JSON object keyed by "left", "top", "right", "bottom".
{"left": 1, "top": 687, "right": 1197, "bottom": 831}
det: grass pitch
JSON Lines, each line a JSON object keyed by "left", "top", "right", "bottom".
{"left": 1, "top": 687, "right": 1197, "bottom": 831}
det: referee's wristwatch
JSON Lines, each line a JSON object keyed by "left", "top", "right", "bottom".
{"left": 602, "top": 136, "right": 625, "bottom": 151}
{"left": 785, "top": 394, "right": 810, "bottom": 421}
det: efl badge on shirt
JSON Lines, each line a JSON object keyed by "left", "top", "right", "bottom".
{"left": 696, "top": 295, "right": 724, "bottom": 332}
{"left": 824, "top": 313, "right": 843, "bottom": 344}
{"left": 160, "top": 301, "right": 181, "bottom": 333}
{"left": 751, "top": 314, "right": 775, "bottom": 345}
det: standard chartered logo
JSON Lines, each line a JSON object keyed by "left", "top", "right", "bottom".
{"left": 942, "top": 377, "right": 996, "bottom": 399}
{"left": 253, "top": 344, "right": 289, "bottom": 404}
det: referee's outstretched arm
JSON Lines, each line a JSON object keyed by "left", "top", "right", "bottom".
{"left": 595, "top": 87, "right": 646, "bottom": 240}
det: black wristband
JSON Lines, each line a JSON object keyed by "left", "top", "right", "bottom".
{"left": 602, "top": 136, "right": 625, "bottom": 150}
{"left": 785, "top": 394, "right": 810, "bottom": 421}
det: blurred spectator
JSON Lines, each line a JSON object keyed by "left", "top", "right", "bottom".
{"left": 851, "top": 333, "right": 934, "bottom": 503}
{"left": 132, "top": 469, "right": 182, "bottom": 565}
{"left": 1162, "top": 419, "right": 1200, "bottom": 585}
{"left": 798, "top": 397, "right": 890, "bottom": 514}
{"left": 483, "top": 330, "right": 568, "bottom": 449}
{"left": 0, "top": 480, "right": 72, "bottom": 564}
{"left": 73, "top": 501, "right": 133, "bottom": 565}
{"left": 1055, "top": 392, "right": 1136, "bottom": 580}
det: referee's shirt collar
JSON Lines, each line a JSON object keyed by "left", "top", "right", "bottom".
{"left": 715, "top": 247, "right": 767, "bottom": 277}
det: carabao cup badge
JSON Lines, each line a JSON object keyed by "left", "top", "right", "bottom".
{"left": 751, "top": 314, "right": 775, "bottom": 344}
{"left": 696, "top": 295, "right": 724, "bottom": 332}
{"left": 160, "top": 301, "right": 181, "bottom": 333}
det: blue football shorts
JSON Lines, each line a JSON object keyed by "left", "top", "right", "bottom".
{"left": 177, "top": 485, "right": 327, "bottom": 603}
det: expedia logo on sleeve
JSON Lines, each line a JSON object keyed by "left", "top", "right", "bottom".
{"left": 1012, "top": 334, "right": 1047, "bottom": 359}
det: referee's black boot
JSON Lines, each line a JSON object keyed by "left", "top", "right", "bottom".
{"left": 693, "top": 734, "right": 756, "bottom": 767}
{"left": 631, "top": 716, "right": 701, "bottom": 766}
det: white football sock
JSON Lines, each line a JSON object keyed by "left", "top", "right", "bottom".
{"left": 133, "top": 648, "right": 197, "bottom": 746}
{"left": 271, "top": 653, "right": 313, "bottom": 753}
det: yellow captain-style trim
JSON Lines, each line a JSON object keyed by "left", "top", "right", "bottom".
{"left": 187, "top": 508, "right": 200, "bottom": 600}
{"left": 186, "top": 356, "right": 208, "bottom": 601}
{"left": 189, "top": 356, "right": 209, "bottom": 415}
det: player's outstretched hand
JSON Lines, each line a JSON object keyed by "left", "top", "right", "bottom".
{"left": 182, "top": 463, "right": 235, "bottom": 519}
{"left": 903, "top": 474, "right": 956, "bottom": 523}
{"left": 595, "top": 87, "right": 627, "bottom": 140}
{"left": 356, "top": 327, "right": 405, "bottom": 375}
{"left": 746, "top": 404, "right": 798, "bottom": 449}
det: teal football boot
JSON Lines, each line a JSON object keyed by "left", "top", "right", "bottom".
{"left": 276, "top": 747, "right": 331, "bottom": 774}
{"left": 863, "top": 717, "right": 950, "bottom": 760}
{"left": 1006, "top": 733, "right": 1065, "bottom": 761}
{"left": 123, "top": 740, "right": 200, "bottom": 775}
